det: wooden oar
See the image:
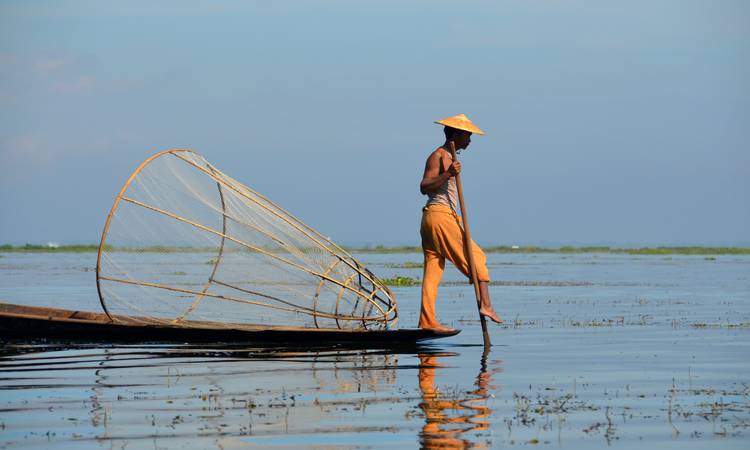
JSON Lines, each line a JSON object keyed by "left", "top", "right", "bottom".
{"left": 448, "top": 140, "right": 491, "bottom": 348}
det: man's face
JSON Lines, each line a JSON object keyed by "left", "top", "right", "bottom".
{"left": 455, "top": 131, "right": 472, "bottom": 150}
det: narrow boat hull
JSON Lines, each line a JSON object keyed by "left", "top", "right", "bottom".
{"left": 0, "top": 302, "right": 459, "bottom": 346}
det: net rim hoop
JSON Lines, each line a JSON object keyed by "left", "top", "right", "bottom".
{"left": 95, "top": 148, "right": 196, "bottom": 320}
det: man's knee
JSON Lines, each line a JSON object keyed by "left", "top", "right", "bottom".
{"left": 470, "top": 244, "right": 490, "bottom": 282}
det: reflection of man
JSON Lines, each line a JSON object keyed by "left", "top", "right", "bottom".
{"left": 418, "top": 114, "right": 502, "bottom": 331}
{"left": 418, "top": 354, "right": 468, "bottom": 448}
{"left": 418, "top": 353, "right": 496, "bottom": 448}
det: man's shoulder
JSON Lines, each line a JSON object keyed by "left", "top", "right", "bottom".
{"left": 427, "top": 146, "right": 449, "bottom": 160}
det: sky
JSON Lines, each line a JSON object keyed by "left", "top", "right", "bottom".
{"left": 1, "top": 0, "right": 748, "bottom": 247}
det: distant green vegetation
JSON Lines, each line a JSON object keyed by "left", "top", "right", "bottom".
{"left": 350, "top": 245, "right": 750, "bottom": 255}
{"left": 483, "top": 246, "right": 750, "bottom": 255}
{"left": 2, "top": 243, "right": 749, "bottom": 255}
{"left": 345, "top": 245, "right": 422, "bottom": 254}
{"left": 384, "top": 261, "right": 424, "bottom": 269}
{"left": 381, "top": 275, "right": 421, "bottom": 286}
{"left": 0, "top": 244, "right": 214, "bottom": 253}
{"left": 108, "top": 246, "right": 214, "bottom": 253}
{"left": 0, "top": 244, "right": 100, "bottom": 253}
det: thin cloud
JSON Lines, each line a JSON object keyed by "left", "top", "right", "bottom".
{"left": 0, "top": 52, "right": 95, "bottom": 98}
{"left": 32, "top": 55, "right": 67, "bottom": 75}
{"left": 1, "top": 130, "right": 135, "bottom": 172}
{"left": 1, "top": 134, "right": 57, "bottom": 165}
{"left": 53, "top": 75, "right": 95, "bottom": 94}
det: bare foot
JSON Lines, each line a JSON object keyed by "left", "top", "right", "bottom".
{"left": 420, "top": 324, "right": 458, "bottom": 333}
{"left": 479, "top": 306, "right": 503, "bottom": 324}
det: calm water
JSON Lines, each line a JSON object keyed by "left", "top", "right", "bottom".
{"left": 1, "top": 252, "right": 748, "bottom": 448}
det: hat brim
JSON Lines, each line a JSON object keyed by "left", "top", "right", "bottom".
{"left": 434, "top": 119, "right": 485, "bottom": 135}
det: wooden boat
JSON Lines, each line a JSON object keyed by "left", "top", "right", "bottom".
{"left": 0, "top": 302, "right": 459, "bottom": 346}
{"left": 0, "top": 152, "right": 464, "bottom": 348}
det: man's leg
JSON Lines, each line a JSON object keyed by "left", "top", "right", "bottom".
{"left": 419, "top": 250, "right": 453, "bottom": 330}
{"left": 441, "top": 216, "right": 502, "bottom": 324}
{"left": 478, "top": 280, "right": 502, "bottom": 324}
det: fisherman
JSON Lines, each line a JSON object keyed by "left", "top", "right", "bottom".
{"left": 418, "top": 114, "right": 502, "bottom": 331}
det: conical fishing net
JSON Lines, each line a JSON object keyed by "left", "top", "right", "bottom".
{"left": 96, "top": 149, "right": 397, "bottom": 330}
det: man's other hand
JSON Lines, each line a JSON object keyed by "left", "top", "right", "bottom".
{"left": 448, "top": 160, "right": 461, "bottom": 176}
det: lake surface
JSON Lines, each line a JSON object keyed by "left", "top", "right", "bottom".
{"left": 1, "top": 251, "right": 749, "bottom": 448}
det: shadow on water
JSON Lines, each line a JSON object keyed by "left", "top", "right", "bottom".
{"left": 0, "top": 339, "right": 454, "bottom": 370}
{"left": 0, "top": 340, "right": 450, "bottom": 381}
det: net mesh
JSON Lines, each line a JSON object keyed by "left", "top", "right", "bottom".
{"left": 96, "top": 149, "right": 397, "bottom": 331}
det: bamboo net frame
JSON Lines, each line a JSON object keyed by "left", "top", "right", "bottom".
{"left": 96, "top": 149, "right": 397, "bottom": 330}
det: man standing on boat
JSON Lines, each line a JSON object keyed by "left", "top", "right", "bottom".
{"left": 418, "top": 114, "right": 502, "bottom": 331}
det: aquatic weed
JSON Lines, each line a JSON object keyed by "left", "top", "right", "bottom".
{"left": 381, "top": 275, "right": 421, "bottom": 286}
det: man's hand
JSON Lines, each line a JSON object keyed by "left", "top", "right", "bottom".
{"left": 448, "top": 160, "right": 461, "bottom": 176}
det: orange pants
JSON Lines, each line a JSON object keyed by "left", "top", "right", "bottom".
{"left": 419, "top": 204, "right": 490, "bottom": 329}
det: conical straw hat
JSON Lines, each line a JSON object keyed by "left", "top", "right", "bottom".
{"left": 434, "top": 113, "right": 485, "bottom": 135}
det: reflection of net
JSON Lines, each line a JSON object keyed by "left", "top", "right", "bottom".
{"left": 96, "top": 149, "right": 397, "bottom": 330}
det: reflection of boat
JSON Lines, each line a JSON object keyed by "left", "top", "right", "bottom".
{"left": 0, "top": 302, "right": 459, "bottom": 345}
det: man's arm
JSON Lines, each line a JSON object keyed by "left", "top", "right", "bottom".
{"left": 420, "top": 150, "right": 461, "bottom": 195}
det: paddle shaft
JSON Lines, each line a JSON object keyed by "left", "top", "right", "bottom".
{"left": 448, "top": 140, "right": 491, "bottom": 348}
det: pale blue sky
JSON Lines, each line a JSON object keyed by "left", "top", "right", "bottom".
{"left": 1, "top": 0, "right": 748, "bottom": 247}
